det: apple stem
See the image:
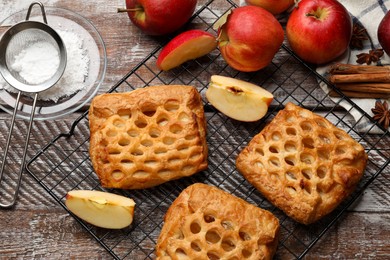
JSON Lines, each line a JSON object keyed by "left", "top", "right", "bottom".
{"left": 117, "top": 8, "right": 143, "bottom": 13}
{"left": 305, "top": 7, "right": 329, "bottom": 20}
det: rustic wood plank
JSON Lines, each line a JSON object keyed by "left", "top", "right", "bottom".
{"left": 0, "top": 206, "right": 110, "bottom": 259}
{"left": 305, "top": 212, "right": 390, "bottom": 259}
{"left": 0, "top": 206, "right": 388, "bottom": 259}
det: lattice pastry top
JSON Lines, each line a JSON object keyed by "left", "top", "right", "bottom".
{"left": 236, "top": 102, "right": 367, "bottom": 225}
{"left": 156, "top": 183, "right": 280, "bottom": 260}
{"left": 89, "top": 85, "right": 208, "bottom": 189}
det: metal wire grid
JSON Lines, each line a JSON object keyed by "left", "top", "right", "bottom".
{"left": 24, "top": 0, "right": 390, "bottom": 259}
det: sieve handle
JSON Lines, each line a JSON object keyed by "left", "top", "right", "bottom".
{"left": 25, "top": 2, "right": 48, "bottom": 24}
{"left": 0, "top": 91, "right": 38, "bottom": 208}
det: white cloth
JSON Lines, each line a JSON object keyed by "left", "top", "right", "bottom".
{"left": 316, "top": 0, "right": 390, "bottom": 133}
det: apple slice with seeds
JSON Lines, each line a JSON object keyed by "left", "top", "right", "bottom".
{"left": 65, "top": 190, "right": 135, "bottom": 229}
{"left": 157, "top": 29, "right": 217, "bottom": 71}
{"left": 206, "top": 75, "right": 273, "bottom": 122}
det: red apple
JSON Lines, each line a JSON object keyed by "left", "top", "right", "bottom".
{"left": 286, "top": 0, "right": 352, "bottom": 65}
{"left": 378, "top": 11, "right": 390, "bottom": 56}
{"left": 118, "top": 0, "right": 197, "bottom": 35}
{"left": 245, "top": 0, "right": 295, "bottom": 15}
{"left": 157, "top": 29, "right": 217, "bottom": 71}
{"left": 217, "top": 6, "right": 284, "bottom": 72}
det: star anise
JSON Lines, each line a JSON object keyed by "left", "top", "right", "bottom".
{"left": 371, "top": 100, "right": 390, "bottom": 129}
{"left": 350, "top": 23, "right": 369, "bottom": 50}
{"left": 356, "top": 49, "right": 384, "bottom": 65}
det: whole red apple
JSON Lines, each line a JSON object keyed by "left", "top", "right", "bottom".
{"left": 218, "top": 6, "right": 284, "bottom": 72}
{"left": 286, "top": 0, "right": 352, "bottom": 65}
{"left": 119, "top": 0, "right": 197, "bottom": 35}
{"left": 378, "top": 11, "right": 390, "bottom": 56}
{"left": 245, "top": 0, "right": 295, "bottom": 15}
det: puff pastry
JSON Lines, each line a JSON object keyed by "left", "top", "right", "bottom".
{"left": 236, "top": 102, "right": 367, "bottom": 224}
{"left": 156, "top": 183, "right": 280, "bottom": 260}
{"left": 89, "top": 85, "right": 208, "bottom": 189}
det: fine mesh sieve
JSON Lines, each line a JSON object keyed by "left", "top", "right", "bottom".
{"left": 4, "top": 28, "right": 64, "bottom": 89}
{"left": 0, "top": 2, "right": 67, "bottom": 208}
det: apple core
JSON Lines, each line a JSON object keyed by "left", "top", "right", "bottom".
{"left": 217, "top": 30, "right": 229, "bottom": 47}
{"left": 227, "top": 86, "right": 244, "bottom": 94}
{"left": 90, "top": 197, "right": 107, "bottom": 205}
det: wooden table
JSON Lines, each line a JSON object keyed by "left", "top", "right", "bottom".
{"left": 0, "top": 0, "right": 389, "bottom": 259}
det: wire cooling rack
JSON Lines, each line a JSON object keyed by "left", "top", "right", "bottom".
{"left": 26, "top": 0, "right": 390, "bottom": 259}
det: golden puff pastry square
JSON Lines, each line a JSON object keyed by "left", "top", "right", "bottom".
{"left": 236, "top": 102, "right": 367, "bottom": 225}
{"left": 89, "top": 85, "right": 208, "bottom": 189}
{"left": 156, "top": 183, "right": 280, "bottom": 260}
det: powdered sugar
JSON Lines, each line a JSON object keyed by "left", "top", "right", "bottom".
{"left": 0, "top": 29, "right": 90, "bottom": 102}
{"left": 11, "top": 41, "right": 60, "bottom": 85}
{"left": 38, "top": 29, "right": 90, "bottom": 102}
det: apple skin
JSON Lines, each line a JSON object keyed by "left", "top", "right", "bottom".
{"left": 157, "top": 29, "right": 217, "bottom": 71}
{"left": 245, "top": 0, "right": 295, "bottom": 15}
{"left": 125, "top": 0, "right": 197, "bottom": 35}
{"left": 286, "top": 0, "right": 352, "bottom": 65}
{"left": 218, "top": 6, "right": 284, "bottom": 72}
{"left": 378, "top": 11, "right": 390, "bottom": 56}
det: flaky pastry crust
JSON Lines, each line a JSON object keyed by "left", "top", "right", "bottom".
{"left": 156, "top": 183, "right": 280, "bottom": 260}
{"left": 236, "top": 103, "right": 367, "bottom": 225}
{"left": 89, "top": 85, "right": 208, "bottom": 189}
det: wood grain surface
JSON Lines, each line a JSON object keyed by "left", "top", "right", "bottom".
{"left": 0, "top": 0, "right": 389, "bottom": 259}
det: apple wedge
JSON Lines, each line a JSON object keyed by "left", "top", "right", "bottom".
{"left": 206, "top": 75, "right": 273, "bottom": 122}
{"left": 157, "top": 29, "right": 217, "bottom": 71}
{"left": 65, "top": 190, "right": 136, "bottom": 229}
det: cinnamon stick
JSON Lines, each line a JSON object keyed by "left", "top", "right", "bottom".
{"left": 330, "top": 73, "right": 390, "bottom": 84}
{"left": 330, "top": 63, "right": 390, "bottom": 74}
{"left": 328, "top": 63, "right": 390, "bottom": 99}
{"left": 335, "top": 83, "right": 390, "bottom": 93}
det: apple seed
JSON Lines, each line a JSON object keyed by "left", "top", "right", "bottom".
{"left": 227, "top": 86, "right": 244, "bottom": 94}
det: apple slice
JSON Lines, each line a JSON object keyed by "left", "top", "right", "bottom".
{"left": 157, "top": 29, "right": 217, "bottom": 71}
{"left": 65, "top": 190, "right": 136, "bottom": 229}
{"left": 206, "top": 75, "right": 273, "bottom": 122}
